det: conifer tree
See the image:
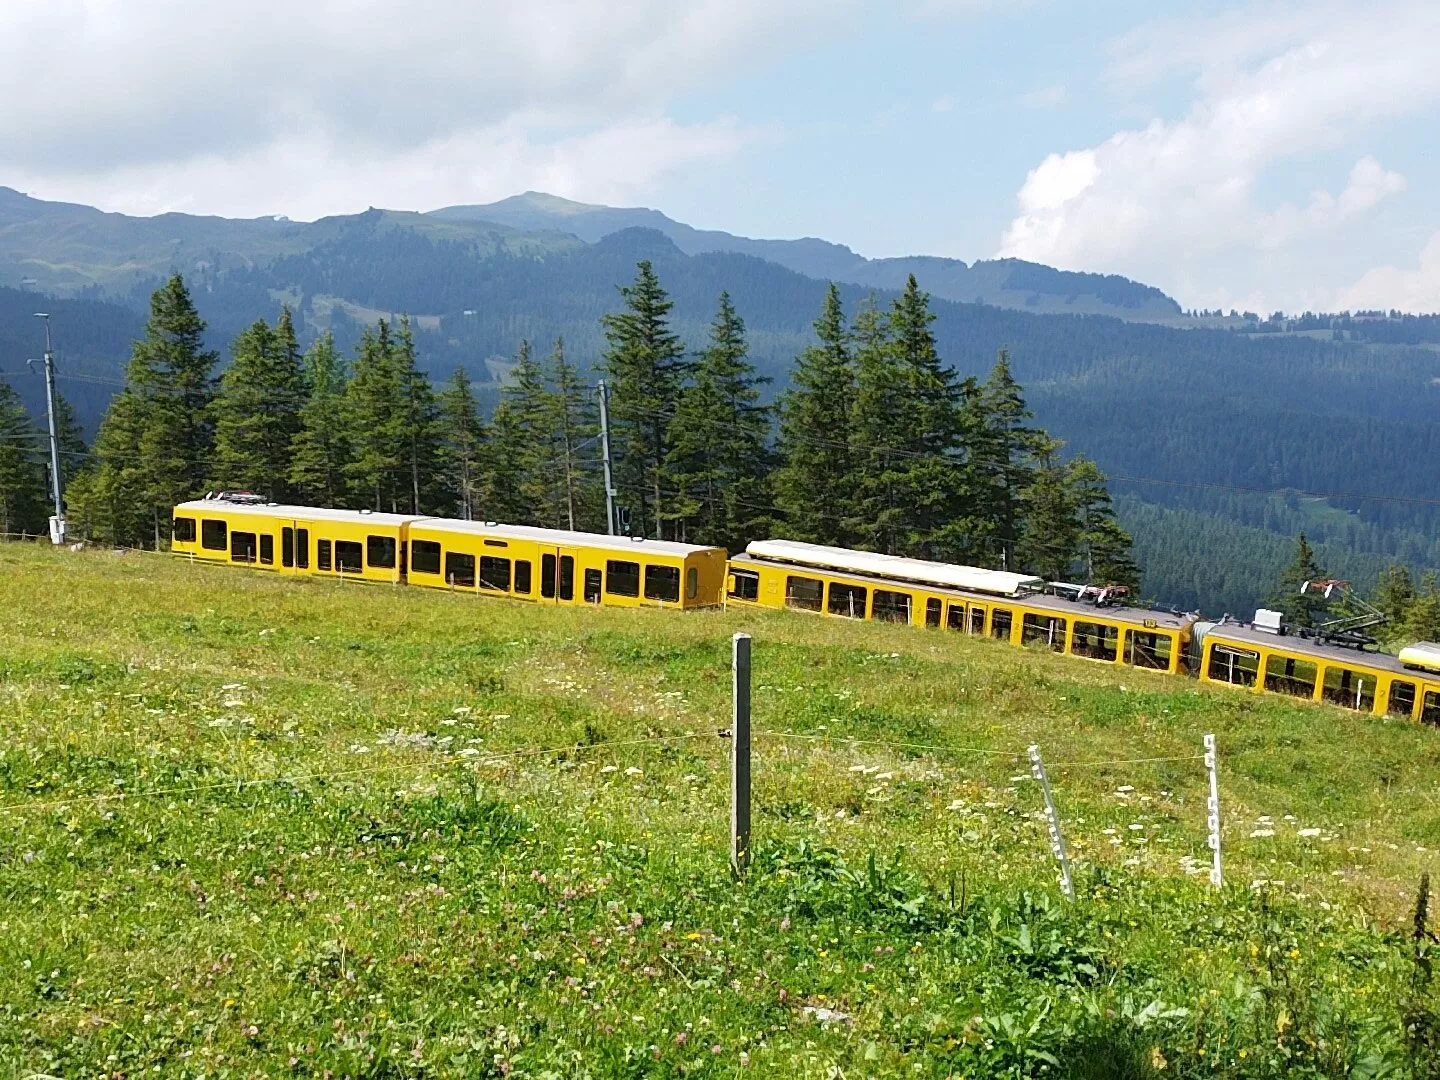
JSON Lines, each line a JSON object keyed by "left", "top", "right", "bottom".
{"left": 961, "top": 350, "right": 1038, "bottom": 569}
{"left": 478, "top": 385, "right": 533, "bottom": 526}
{"left": 845, "top": 299, "right": 907, "bottom": 553}
{"left": 666, "top": 292, "right": 772, "bottom": 550}
{"left": 600, "top": 261, "right": 688, "bottom": 539}
{"left": 394, "top": 318, "right": 442, "bottom": 514}
{"left": 1069, "top": 456, "right": 1141, "bottom": 590}
{"left": 1402, "top": 573, "right": 1440, "bottom": 643}
{"left": 436, "top": 367, "right": 488, "bottom": 520}
{"left": 0, "top": 377, "right": 46, "bottom": 535}
{"left": 774, "top": 284, "right": 857, "bottom": 546}
{"left": 1015, "top": 438, "right": 1081, "bottom": 581}
{"left": 1269, "top": 533, "right": 1329, "bottom": 626}
{"left": 212, "top": 307, "right": 306, "bottom": 501}
{"left": 344, "top": 321, "right": 406, "bottom": 511}
{"left": 1374, "top": 564, "right": 1416, "bottom": 627}
{"left": 546, "top": 338, "right": 600, "bottom": 532}
{"left": 501, "top": 340, "right": 561, "bottom": 525}
{"left": 289, "top": 333, "right": 351, "bottom": 506}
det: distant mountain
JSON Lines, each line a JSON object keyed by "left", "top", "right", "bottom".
{"left": 430, "top": 192, "right": 1184, "bottom": 319}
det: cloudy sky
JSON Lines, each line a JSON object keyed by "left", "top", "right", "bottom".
{"left": 3, "top": 0, "right": 1437, "bottom": 313}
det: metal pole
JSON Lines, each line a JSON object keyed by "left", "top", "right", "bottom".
{"left": 731, "top": 632, "right": 752, "bottom": 877}
{"left": 597, "top": 379, "right": 617, "bottom": 536}
{"left": 1205, "top": 734, "right": 1223, "bottom": 888}
{"left": 34, "top": 313, "right": 65, "bottom": 544}
{"left": 1028, "top": 744, "right": 1075, "bottom": 900}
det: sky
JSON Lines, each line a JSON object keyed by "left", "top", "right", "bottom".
{"left": 2, "top": 0, "right": 1437, "bottom": 314}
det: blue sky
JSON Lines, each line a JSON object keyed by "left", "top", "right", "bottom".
{"left": 2, "top": 0, "right": 1437, "bottom": 312}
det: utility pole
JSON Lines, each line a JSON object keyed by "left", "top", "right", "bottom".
{"left": 31, "top": 313, "right": 65, "bottom": 544}
{"left": 597, "top": 379, "right": 618, "bottom": 536}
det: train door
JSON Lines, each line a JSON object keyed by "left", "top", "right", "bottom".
{"left": 539, "top": 549, "right": 562, "bottom": 604}
{"left": 280, "top": 520, "right": 311, "bottom": 576}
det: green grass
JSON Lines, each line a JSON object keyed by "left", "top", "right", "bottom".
{"left": 4, "top": 543, "right": 1440, "bottom": 1077}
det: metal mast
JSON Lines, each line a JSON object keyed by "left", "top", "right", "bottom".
{"left": 597, "top": 379, "right": 617, "bottom": 536}
{"left": 32, "top": 313, "right": 65, "bottom": 543}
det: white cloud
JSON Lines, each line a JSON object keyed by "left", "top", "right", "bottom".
{"left": 0, "top": 0, "right": 824, "bottom": 216}
{"left": 1335, "top": 232, "right": 1440, "bottom": 314}
{"left": 998, "top": 1, "right": 1440, "bottom": 311}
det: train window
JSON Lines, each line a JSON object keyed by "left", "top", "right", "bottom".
{"left": 584, "top": 568, "right": 603, "bottom": 604}
{"left": 1322, "top": 666, "right": 1375, "bottom": 712}
{"left": 282, "top": 528, "right": 295, "bottom": 568}
{"left": 201, "top": 519, "right": 228, "bottom": 551}
{"left": 367, "top": 535, "right": 396, "bottom": 569}
{"left": 1424, "top": 691, "right": 1440, "bottom": 727}
{"left": 411, "top": 540, "right": 442, "bottom": 575}
{"left": 644, "top": 564, "right": 680, "bottom": 603}
{"left": 1126, "top": 632, "right": 1173, "bottom": 670}
{"left": 559, "top": 556, "right": 575, "bottom": 600}
{"left": 729, "top": 569, "right": 760, "bottom": 601}
{"left": 1264, "top": 655, "right": 1317, "bottom": 698}
{"left": 541, "top": 554, "right": 557, "bottom": 598}
{"left": 1208, "top": 644, "right": 1258, "bottom": 686}
{"left": 231, "top": 531, "right": 258, "bottom": 563}
{"left": 514, "top": 560, "right": 532, "bottom": 595}
{"left": 1388, "top": 680, "right": 1417, "bottom": 718}
{"left": 173, "top": 516, "right": 196, "bottom": 543}
{"left": 484, "top": 539, "right": 508, "bottom": 548}
{"left": 317, "top": 539, "right": 332, "bottom": 571}
{"left": 990, "top": 608, "right": 1013, "bottom": 642}
{"left": 296, "top": 529, "right": 309, "bottom": 569}
{"left": 335, "top": 541, "right": 363, "bottom": 574}
{"left": 829, "top": 582, "right": 867, "bottom": 618}
{"left": 925, "top": 598, "right": 942, "bottom": 628}
{"left": 1071, "top": 622, "right": 1118, "bottom": 662}
{"left": 480, "top": 556, "right": 511, "bottom": 591}
{"left": 871, "top": 590, "right": 911, "bottom": 624}
{"left": 686, "top": 567, "right": 698, "bottom": 600}
{"left": 970, "top": 606, "right": 986, "bottom": 635}
{"left": 445, "top": 552, "right": 476, "bottom": 588}
{"left": 259, "top": 535, "right": 274, "bottom": 566}
{"left": 1022, "top": 614, "right": 1067, "bottom": 652}
{"left": 947, "top": 604, "right": 964, "bottom": 630}
{"left": 606, "top": 560, "right": 641, "bottom": 598}
{"left": 785, "top": 576, "right": 823, "bottom": 611}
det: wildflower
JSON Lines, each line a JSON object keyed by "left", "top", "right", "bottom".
{"left": 1297, "top": 828, "right": 1321, "bottom": 838}
{"left": 1150, "top": 1046, "right": 1167, "bottom": 1070}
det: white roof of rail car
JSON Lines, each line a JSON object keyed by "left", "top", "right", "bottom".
{"left": 744, "top": 539, "right": 1044, "bottom": 597}
{"left": 176, "top": 500, "right": 419, "bottom": 527}
{"left": 412, "top": 518, "right": 720, "bottom": 557}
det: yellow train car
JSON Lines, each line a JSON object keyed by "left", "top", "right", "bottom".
{"left": 405, "top": 519, "right": 727, "bottom": 609}
{"left": 171, "top": 498, "right": 416, "bottom": 584}
{"left": 1196, "top": 621, "right": 1440, "bottom": 723}
{"left": 727, "top": 540, "right": 1196, "bottom": 675}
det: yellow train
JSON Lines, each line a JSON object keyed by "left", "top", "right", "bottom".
{"left": 169, "top": 496, "right": 727, "bottom": 609}
{"left": 169, "top": 495, "right": 1440, "bottom": 726}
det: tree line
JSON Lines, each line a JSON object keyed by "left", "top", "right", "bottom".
{"left": 2, "top": 266, "right": 1141, "bottom": 590}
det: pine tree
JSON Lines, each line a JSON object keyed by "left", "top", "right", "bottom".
{"left": 212, "top": 307, "right": 307, "bottom": 501}
{"left": 1015, "top": 438, "right": 1081, "bottom": 581}
{"left": 1403, "top": 573, "right": 1440, "bottom": 643}
{"left": 960, "top": 350, "right": 1038, "bottom": 570}
{"left": 1269, "top": 533, "right": 1329, "bottom": 626}
{"left": 289, "top": 333, "right": 351, "bottom": 506}
{"left": 600, "top": 261, "right": 688, "bottom": 540}
{"left": 666, "top": 292, "right": 772, "bottom": 550}
{"left": 436, "top": 367, "right": 488, "bottom": 520}
{"left": 478, "top": 386, "right": 533, "bottom": 525}
{"left": 501, "top": 340, "right": 561, "bottom": 525}
{"left": 1374, "top": 564, "right": 1416, "bottom": 626}
{"left": 0, "top": 376, "right": 46, "bottom": 535}
{"left": 845, "top": 298, "right": 907, "bottom": 553}
{"left": 547, "top": 338, "right": 600, "bottom": 531}
{"left": 1069, "top": 456, "right": 1141, "bottom": 590}
{"left": 393, "top": 318, "right": 442, "bottom": 514}
{"left": 343, "top": 320, "right": 428, "bottom": 512}
{"left": 774, "top": 284, "right": 857, "bottom": 546}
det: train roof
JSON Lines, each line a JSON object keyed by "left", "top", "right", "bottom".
{"left": 743, "top": 539, "right": 1045, "bottom": 597}
{"left": 412, "top": 518, "right": 720, "bottom": 558}
{"left": 1203, "top": 622, "right": 1418, "bottom": 676}
{"left": 730, "top": 552, "right": 1196, "bottom": 631}
{"left": 175, "top": 500, "right": 419, "bottom": 528}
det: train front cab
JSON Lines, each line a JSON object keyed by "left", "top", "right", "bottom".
{"left": 1198, "top": 629, "right": 1440, "bottom": 724}
{"left": 170, "top": 501, "right": 413, "bottom": 584}
{"left": 726, "top": 557, "right": 1192, "bottom": 675}
{"left": 406, "top": 520, "right": 726, "bottom": 610}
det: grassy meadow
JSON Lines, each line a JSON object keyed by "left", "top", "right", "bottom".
{"left": 4, "top": 543, "right": 1440, "bottom": 1077}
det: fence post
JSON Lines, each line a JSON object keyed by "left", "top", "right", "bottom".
{"left": 1205, "top": 733, "right": 1223, "bottom": 888}
{"left": 1028, "top": 744, "right": 1075, "bottom": 900}
{"left": 731, "top": 632, "right": 752, "bottom": 877}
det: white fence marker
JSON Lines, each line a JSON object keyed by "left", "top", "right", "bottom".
{"left": 1205, "top": 733, "right": 1223, "bottom": 888}
{"left": 731, "top": 633, "right": 752, "bottom": 877}
{"left": 1028, "top": 744, "right": 1075, "bottom": 900}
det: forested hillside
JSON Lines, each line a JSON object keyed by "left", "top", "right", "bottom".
{"left": 2, "top": 188, "right": 1436, "bottom": 615}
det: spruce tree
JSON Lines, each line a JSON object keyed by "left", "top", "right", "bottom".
{"left": 436, "top": 368, "right": 488, "bottom": 520}
{"left": 1374, "top": 564, "right": 1416, "bottom": 627}
{"left": 289, "top": 333, "right": 351, "bottom": 506}
{"left": 1269, "top": 533, "right": 1328, "bottom": 626}
{"left": 502, "top": 340, "right": 561, "bottom": 525}
{"left": 1069, "top": 456, "right": 1141, "bottom": 590}
{"left": 343, "top": 320, "right": 434, "bottom": 512}
{"left": 960, "top": 350, "right": 1038, "bottom": 569}
{"left": 774, "top": 284, "right": 857, "bottom": 546}
{"left": 394, "top": 318, "right": 442, "bottom": 514}
{"left": 478, "top": 385, "right": 533, "bottom": 525}
{"left": 547, "top": 338, "right": 600, "bottom": 532}
{"left": 212, "top": 307, "right": 307, "bottom": 501}
{"left": 845, "top": 298, "right": 907, "bottom": 553}
{"left": 1015, "top": 438, "right": 1081, "bottom": 581}
{"left": 0, "top": 377, "right": 46, "bottom": 535}
{"left": 600, "top": 261, "right": 688, "bottom": 540}
{"left": 666, "top": 292, "right": 772, "bottom": 550}
{"left": 1402, "top": 573, "right": 1440, "bottom": 643}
